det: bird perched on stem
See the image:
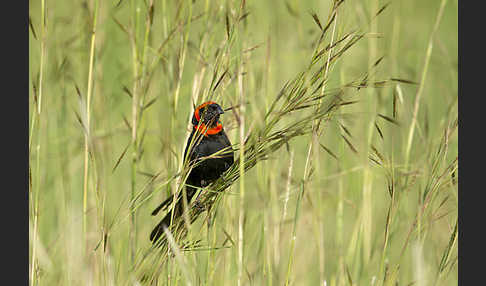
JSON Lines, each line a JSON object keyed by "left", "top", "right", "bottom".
{"left": 150, "top": 101, "right": 234, "bottom": 244}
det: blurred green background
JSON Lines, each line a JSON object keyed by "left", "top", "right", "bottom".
{"left": 29, "top": 0, "right": 457, "bottom": 285}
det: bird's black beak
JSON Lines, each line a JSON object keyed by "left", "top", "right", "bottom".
{"left": 217, "top": 105, "right": 225, "bottom": 115}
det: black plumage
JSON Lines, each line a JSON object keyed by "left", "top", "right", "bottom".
{"left": 150, "top": 102, "right": 234, "bottom": 243}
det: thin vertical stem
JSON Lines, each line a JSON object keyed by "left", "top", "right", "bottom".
{"left": 83, "top": 0, "right": 100, "bottom": 239}
{"left": 31, "top": 145, "right": 41, "bottom": 286}
{"left": 36, "top": 2, "right": 45, "bottom": 116}
{"left": 285, "top": 182, "right": 304, "bottom": 286}
{"left": 302, "top": 4, "right": 339, "bottom": 283}
{"left": 281, "top": 151, "right": 295, "bottom": 222}
{"left": 237, "top": 64, "right": 245, "bottom": 286}
{"left": 404, "top": 0, "right": 448, "bottom": 168}
{"left": 406, "top": 0, "right": 447, "bottom": 247}
{"left": 129, "top": 0, "right": 140, "bottom": 262}
{"left": 361, "top": 0, "right": 379, "bottom": 265}
{"left": 30, "top": 1, "right": 46, "bottom": 284}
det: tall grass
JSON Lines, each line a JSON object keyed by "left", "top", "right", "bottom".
{"left": 29, "top": 0, "right": 457, "bottom": 285}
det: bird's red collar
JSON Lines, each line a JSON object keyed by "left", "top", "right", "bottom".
{"left": 195, "top": 122, "right": 223, "bottom": 136}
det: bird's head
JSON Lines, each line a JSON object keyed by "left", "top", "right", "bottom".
{"left": 192, "top": 101, "right": 225, "bottom": 135}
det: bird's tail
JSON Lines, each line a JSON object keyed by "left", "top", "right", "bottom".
{"left": 150, "top": 187, "right": 196, "bottom": 244}
{"left": 149, "top": 206, "right": 182, "bottom": 243}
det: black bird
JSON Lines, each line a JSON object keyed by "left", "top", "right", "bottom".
{"left": 150, "top": 101, "right": 234, "bottom": 243}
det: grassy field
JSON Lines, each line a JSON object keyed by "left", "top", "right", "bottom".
{"left": 29, "top": 0, "right": 457, "bottom": 285}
